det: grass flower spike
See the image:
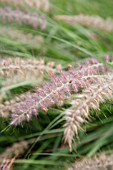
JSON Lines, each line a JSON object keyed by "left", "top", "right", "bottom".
{"left": 64, "top": 74, "right": 113, "bottom": 150}
{"left": 0, "top": 8, "right": 46, "bottom": 29}
{"left": 0, "top": 58, "right": 61, "bottom": 77}
{"left": 0, "top": 0, "right": 50, "bottom": 12}
{"left": 55, "top": 15, "right": 113, "bottom": 31}
{"left": 9, "top": 60, "right": 108, "bottom": 126}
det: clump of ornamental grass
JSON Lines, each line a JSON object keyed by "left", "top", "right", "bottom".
{"left": 9, "top": 59, "right": 109, "bottom": 126}
{"left": 55, "top": 15, "right": 113, "bottom": 31}
{"left": 0, "top": 0, "right": 50, "bottom": 12}
{"left": 67, "top": 152, "right": 113, "bottom": 170}
{"left": 64, "top": 74, "right": 113, "bottom": 151}
{"left": 0, "top": 7, "right": 46, "bottom": 29}
{"left": 0, "top": 57, "right": 112, "bottom": 151}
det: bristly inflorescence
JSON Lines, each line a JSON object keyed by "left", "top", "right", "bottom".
{"left": 68, "top": 152, "right": 113, "bottom": 170}
{"left": 0, "top": 141, "right": 29, "bottom": 160}
{"left": 0, "top": 57, "right": 62, "bottom": 111}
{"left": 0, "top": 92, "right": 32, "bottom": 117}
{"left": 9, "top": 60, "right": 109, "bottom": 126}
{"left": 0, "top": 58, "right": 62, "bottom": 77}
{"left": 0, "top": 140, "right": 29, "bottom": 170}
{"left": 64, "top": 74, "right": 113, "bottom": 151}
{"left": 0, "top": 8, "right": 46, "bottom": 29}
{"left": 0, "top": 0, "right": 50, "bottom": 12}
{"left": 55, "top": 15, "right": 113, "bottom": 31}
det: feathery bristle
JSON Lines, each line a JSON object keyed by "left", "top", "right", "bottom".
{"left": 64, "top": 74, "right": 113, "bottom": 151}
